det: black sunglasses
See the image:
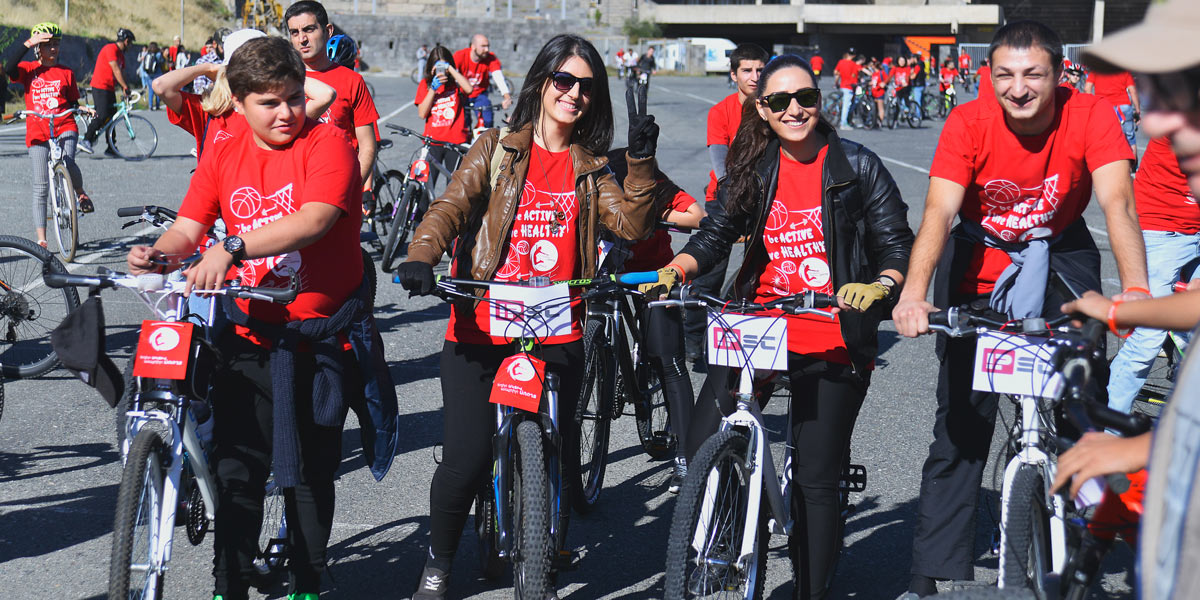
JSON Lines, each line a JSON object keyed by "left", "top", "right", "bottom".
{"left": 550, "top": 71, "right": 593, "bottom": 96}
{"left": 1138, "top": 67, "right": 1200, "bottom": 114}
{"left": 759, "top": 88, "right": 821, "bottom": 113}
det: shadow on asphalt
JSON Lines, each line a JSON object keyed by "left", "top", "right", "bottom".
{"left": 0, "top": 442, "right": 118, "bottom": 483}
{"left": 0, "top": 482, "right": 118, "bottom": 562}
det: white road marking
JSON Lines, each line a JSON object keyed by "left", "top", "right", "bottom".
{"left": 67, "top": 224, "right": 161, "bottom": 269}
{"left": 878, "top": 155, "right": 931, "bottom": 175}
{"left": 378, "top": 103, "right": 412, "bottom": 124}
{"left": 653, "top": 84, "right": 719, "bottom": 106}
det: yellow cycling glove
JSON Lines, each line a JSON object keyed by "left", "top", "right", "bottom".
{"left": 837, "top": 281, "right": 891, "bottom": 311}
{"left": 639, "top": 265, "right": 684, "bottom": 297}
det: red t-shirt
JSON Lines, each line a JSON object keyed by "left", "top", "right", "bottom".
{"left": 959, "top": 53, "right": 972, "bottom": 73}
{"left": 166, "top": 46, "right": 179, "bottom": 71}
{"left": 753, "top": 147, "right": 849, "bottom": 364}
{"left": 414, "top": 79, "right": 469, "bottom": 144}
{"left": 977, "top": 65, "right": 994, "bottom": 100}
{"left": 167, "top": 92, "right": 248, "bottom": 159}
{"left": 305, "top": 64, "right": 379, "bottom": 151}
{"left": 178, "top": 120, "right": 363, "bottom": 345}
{"left": 1089, "top": 71, "right": 1135, "bottom": 108}
{"left": 940, "top": 67, "right": 958, "bottom": 91}
{"left": 1136, "top": 137, "right": 1200, "bottom": 233}
{"left": 929, "top": 87, "right": 1134, "bottom": 294}
{"left": 453, "top": 48, "right": 502, "bottom": 99}
{"left": 810, "top": 55, "right": 824, "bottom": 75}
{"left": 870, "top": 70, "right": 888, "bottom": 98}
{"left": 90, "top": 43, "right": 124, "bottom": 91}
{"left": 835, "top": 59, "right": 861, "bottom": 90}
{"left": 447, "top": 144, "right": 582, "bottom": 345}
{"left": 892, "top": 66, "right": 910, "bottom": 89}
{"left": 16, "top": 61, "right": 80, "bottom": 146}
{"left": 624, "top": 188, "right": 697, "bottom": 272}
{"left": 706, "top": 92, "right": 746, "bottom": 202}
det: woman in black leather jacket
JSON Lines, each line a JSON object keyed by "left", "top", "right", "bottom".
{"left": 654, "top": 54, "right": 914, "bottom": 599}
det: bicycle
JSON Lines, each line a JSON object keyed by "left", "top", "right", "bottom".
{"left": 661, "top": 285, "right": 866, "bottom": 599}
{"left": 378, "top": 124, "right": 469, "bottom": 272}
{"left": 362, "top": 137, "right": 405, "bottom": 253}
{"left": 467, "top": 102, "right": 510, "bottom": 142}
{"left": 0, "top": 234, "right": 80, "bottom": 378}
{"left": 6, "top": 109, "right": 84, "bottom": 261}
{"left": 923, "top": 87, "right": 944, "bottom": 121}
{"left": 847, "top": 81, "right": 878, "bottom": 130}
{"left": 431, "top": 271, "right": 658, "bottom": 597}
{"left": 936, "top": 85, "right": 958, "bottom": 120}
{"left": 820, "top": 89, "right": 842, "bottom": 124}
{"left": 885, "top": 88, "right": 922, "bottom": 129}
{"left": 77, "top": 89, "right": 158, "bottom": 160}
{"left": 44, "top": 264, "right": 298, "bottom": 600}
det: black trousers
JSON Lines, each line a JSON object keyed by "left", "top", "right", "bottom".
{"left": 687, "top": 354, "right": 867, "bottom": 600}
{"left": 84, "top": 87, "right": 117, "bottom": 147}
{"left": 210, "top": 335, "right": 346, "bottom": 598}
{"left": 643, "top": 302, "right": 695, "bottom": 458}
{"left": 427, "top": 340, "right": 584, "bottom": 565}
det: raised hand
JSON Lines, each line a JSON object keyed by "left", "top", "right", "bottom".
{"left": 626, "top": 85, "right": 658, "bottom": 159}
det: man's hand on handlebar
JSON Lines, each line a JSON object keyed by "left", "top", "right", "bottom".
{"left": 892, "top": 296, "right": 936, "bottom": 337}
{"left": 127, "top": 245, "right": 166, "bottom": 275}
{"left": 1050, "top": 431, "right": 1151, "bottom": 500}
{"left": 1059, "top": 290, "right": 1113, "bottom": 323}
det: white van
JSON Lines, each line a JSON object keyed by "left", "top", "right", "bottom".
{"left": 688, "top": 38, "right": 737, "bottom": 73}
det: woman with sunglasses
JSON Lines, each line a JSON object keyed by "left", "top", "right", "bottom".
{"left": 395, "top": 33, "right": 660, "bottom": 600}
{"left": 651, "top": 54, "right": 913, "bottom": 599}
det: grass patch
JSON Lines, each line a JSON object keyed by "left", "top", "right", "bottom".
{"left": 1, "top": 0, "right": 231, "bottom": 46}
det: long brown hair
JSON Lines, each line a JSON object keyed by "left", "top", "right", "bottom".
{"left": 723, "top": 54, "right": 824, "bottom": 218}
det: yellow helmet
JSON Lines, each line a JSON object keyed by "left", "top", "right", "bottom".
{"left": 31, "top": 22, "right": 63, "bottom": 40}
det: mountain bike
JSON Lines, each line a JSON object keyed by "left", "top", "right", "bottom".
{"left": 936, "top": 85, "right": 958, "bottom": 120}
{"left": 821, "top": 89, "right": 842, "bottom": 124}
{"left": 78, "top": 90, "right": 158, "bottom": 160}
{"left": 431, "top": 271, "right": 658, "bottom": 598}
{"left": 7, "top": 109, "right": 81, "bottom": 261}
{"left": 926, "top": 307, "right": 1112, "bottom": 598}
{"left": 923, "top": 87, "right": 944, "bottom": 121}
{"left": 886, "top": 89, "right": 922, "bottom": 129}
{"left": 379, "top": 124, "right": 468, "bottom": 272}
{"left": 363, "top": 136, "right": 405, "bottom": 254}
{"left": 847, "top": 82, "right": 878, "bottom": 130}
{"left": 662, "top": 286, "right": 865, "bottom": 599}
{"left": 0, "top": 234, "right": 80, "bottom": 378}
{"left": 44, "top": 264, "right": 298, "bottom": 600}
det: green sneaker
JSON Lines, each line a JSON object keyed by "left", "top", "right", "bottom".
{"left": 288, "top": 594, "right": 319, "bottom": 600}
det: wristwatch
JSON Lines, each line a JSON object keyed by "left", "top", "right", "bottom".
{"left": 223, "top": 235, "right": 246, "bottom": 266}
{"left": 874, "top": 274, "right": 898, "bottom": 297}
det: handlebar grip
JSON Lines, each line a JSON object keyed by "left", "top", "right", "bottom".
{"left": 1079, "top": 319, "right": 1107, "bottom": 346}
{"left": 811, "top": 293, "right": 835, "bottom": 309}
{"left": 236, "top": 284, "right": 298, "bottom": 305}
{"left": 616, "top": 271, "right": 659, "bottom": 286}
{"left": 1085, "top": 402, "right": 1153, "bottom": 437}
{"left": 928, "top": 311, "right": 951, "bottom": 327}
{"left": 117, "top": 206, "right": 146, "bottom": 217}
{"left": 42, "top": 272, "right": 74, "bottom": 288}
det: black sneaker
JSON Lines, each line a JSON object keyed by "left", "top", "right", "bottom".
{"left": 104, "top": 147, "right": 120, "bottom": 158}
{"left": 78, "top": 193, "right": 95, "bottom": 214}
{"left": 411, "top": 565, "right": 449, "bottom": 599}
{"left": 668, "top": 456, "right": 687, "bottom": 494}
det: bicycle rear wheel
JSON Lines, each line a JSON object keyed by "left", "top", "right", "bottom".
{"left": 380, "top": 181, "right": 420, "bottom": 272}
{"left": 253, "top": 474, "right": 288, "bottom": 578}
{"left": 0, "top": 235, "right": 80, "bottom": 378}
{"left": 999, "top": 465, "right": 1052, "bottom": 599}
{"left": 636, "top": 358, "right": 677, "bottom": 461}
{"left": 109, "top": 428, "right": 167, "bottom": 600}
{"left": 372, "top": 170, "right": 406, "bottom": 244}
{"left": 50, "top": 162, "right": 78, "bottom": 263}
{"left": 108, "top": 114, "right": 158, "bottom": 160}
{"left": 573, "top": 318, "right": 613, "bottom": 513}
{"left": 664, "top": 429, "right": 766, "bottom": 600}
{"left": 513, "top": 420, "right": 552, "bottom": 600}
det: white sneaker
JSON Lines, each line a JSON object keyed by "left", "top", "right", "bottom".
{"left": 669, "top": 456, "right": 687, "bottom": 494}
{"left": 78, "top": 139, "right": 94, "bottom": 154}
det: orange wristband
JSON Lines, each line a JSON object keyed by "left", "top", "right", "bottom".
{"left": 1108, "top": 298, "right": 1133, "bottom": 339}
{"left": 665, "top": 263, "right": 687, "bottom": 283}
{"left": 1123, "top": 286, "right": 1151, "bottom": 296}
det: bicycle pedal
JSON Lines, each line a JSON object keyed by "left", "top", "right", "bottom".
{"left": 839, "top": 464, "right": 867, "bottom": 493}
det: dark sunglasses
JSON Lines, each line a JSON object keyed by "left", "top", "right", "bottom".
{"left": 759, "top": 88, "right": 821, "bottom": 113}
{"left": 1137, "top": 67, "right": 1200, "bottom": 114}
{"left": 550, "top": 71, "right": 593, "bottom": 96}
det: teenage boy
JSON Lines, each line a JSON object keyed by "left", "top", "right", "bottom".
{"left": 125, "top": 36, "right": 364, "bottom": 600}
{"left": 284, "top": 0, "right": 379, "bottom": 184}
{"left": 892, "top": 20, "right": 1147, "bottom": 598}
{"left": 81, "top": 28, "right": 134, "bottom": 156}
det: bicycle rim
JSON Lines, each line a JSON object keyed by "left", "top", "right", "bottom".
{"left": 109, "top": 428, "right": 167, "bottom": 600}
{"left": 51, "top": 163, "right": 78, "bottom": 263}
{"left": 0, "top": 235, "right": 80, "bottom": 378}
{"left": 575, "top": 319, "right": 613, "bottom": 513}
{"left": 109, "top": 114, "right": 158, "bottom": 160}
{"left": 636, "top": 359, "right": 677, "bottom": 460}
{"left": 381, "top": 181, "right": 419, "bottom": 272}
{"left": 254, "top": 475, "right": 288, "bottom": 575}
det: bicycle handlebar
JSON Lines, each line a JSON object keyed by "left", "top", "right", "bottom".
{"left": 385, "top": 124, "right": 471, "bottom": 154}
{"left": 43, "top": 269, "right": 299, "bottom": 304}
{"left": 117, "top": 205, "right": 178, "bottom": 220}
{"left": 926, "top": 307, "right": 1093, "bottom": 339}
{"left": 15, "top": 108, "right": 79, "bottom": 120}
{"left": 434, "top": 271, "right": 658, "bottom": 298}
{"left": 648, "top": 283, "right": 836, "bottom": 316}
{"left": 656, "top": 220, "right": 694, "bottom": 234}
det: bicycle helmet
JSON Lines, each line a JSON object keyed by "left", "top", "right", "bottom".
{"left": 326, "top": 34, "right": 357, "bottom": 69}
{"left": 116, "top": 28, "right": 135, "bottom": 42}
{"left": 31, "top": 22, "right": 63, "bottom": 40}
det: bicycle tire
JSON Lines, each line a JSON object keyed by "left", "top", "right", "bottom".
{"left": 664, "top": 429, "right": 767, "bottom": 600}
{"left": 108, "top": 113, "right": 158, "bottom": 160}
{"left": 50, "top": 162, "right": 78, "bottom": 263}
{"left": 999, "top": 465, "right": 1052, "bottom": 599}
{"left": 380, "top": 181, "right": 419, "bottom": 272}
{"left": 474, "top": 484, "right": 506, "bottom": 579}
{"left": 372, "top": 170, "right": 406, "bottom": 244}
{"left": 635, "top": 357, "right": 676, "bottom": 461}
{"left": 410, "top": 67, "right": 421, "bottom": 84}
{"left": 887, "top": 103, "right": 899, "bottom": 129}
{"left": 513, "top": 419, "right": 552, "bottom": 600}
{"left": 109, "top": 428, "right": 167, "bottom": 600}
{"left": 573, "top": 318, "right": 613, "bottom": 514}
{"left": 253, "top": 474, "right": 289, "bottom": 577}
{"left": 907, "top": 103, "right": 922, "bottom": 128}
{"left": 0, "top": 235, "right": 80, "bottom": 378}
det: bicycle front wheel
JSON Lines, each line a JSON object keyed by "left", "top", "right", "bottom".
{"left": 574, "top": 318, "right": 614, "bottom": 513}
{"left": 513, "top": 419, "right": 552, "bottom": 600}
{"left": 0, "top": 235, "right": 80, "bottom": 378}
{"left": 253, "top": 474, "right": 288, "bottom": 578}
{"left": 664, "top": 429, "right": 767, "bottom": 600}
{"left": 108, "top": 114, "right": 158, "bottom": 160}
{"left": 372, "top": 170, "right": 406, "bottom": 244}
{"left": 999, "top": 465, "right": 1052, "bottom": 599}
{"left": 50, "top": 162, "right": 78, "bottom": 263}
{"left": 380, "top": 181, "right": 420, "bottom": 272}
{"left": 636, "top": 357, "right": 676, "bottom": 461}
{"left": 109, "top": 428, "right": 167, "bottom": 600}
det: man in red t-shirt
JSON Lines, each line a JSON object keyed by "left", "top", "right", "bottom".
{"left": 165, "top": 35, "right": 180, "bottom": 72}
{"left": 892, "top": 21, "right": 1146, "bottom": 597}
{"left": 833, "top": 50, "right": 862, "bottom": 130}
{"left": 80, "top": 27, "right": 135, "bottom": 156}
{"left": 975, "top": 59, "right": 993, "bottom": 101}
{"left": 453, "top": 34, "right": 512, "bottom": 129}
{"left": 284, "top": 0, "right": 379, "bottom": 184}
{"left": 1084, "top": 69, "right": 1141, "bottom": 150}
{"left": 125, "top": 36, "right": 364, "bottom": 600}
{"left": 810, "top": 52, "right": 824, "bottom": 83}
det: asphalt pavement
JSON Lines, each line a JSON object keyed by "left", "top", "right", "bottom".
{"left": 0, "top": 74, "right": 1138, "bottom": 599}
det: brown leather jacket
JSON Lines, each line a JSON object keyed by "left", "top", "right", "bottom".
{"left": 407, "top": 125, "right": 658, "bottom": 281}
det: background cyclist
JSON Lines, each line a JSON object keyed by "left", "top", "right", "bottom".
{"left": 891, "top": 20, "right": 1147, "bottom": 598}
{"left": 453, "top": 34, "right": 513, "bottom": 128}
{"left": 80, "top": 27, "right": 134, "bottom": 157}
{"left": 2, "top": 22, "right": 95, "bottom": 243}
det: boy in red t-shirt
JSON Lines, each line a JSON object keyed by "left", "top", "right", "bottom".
{"left": 126, "top": 37, "right": 364, "bottom": 600}
{"left": 892, "top": 21, "right": 1147, "bottom": 597}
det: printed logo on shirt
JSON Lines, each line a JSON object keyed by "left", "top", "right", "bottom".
{"left": 979, "top": 174, "right": 1063, "bottom": 242}
{"left": 227, "top": 184, "right": 302, "bottom": 287}
{"left": 431, "top": 94, "right": 459, "bottom": 128}
{"left": 213, "top": 130, "right": 233, "bottom": 144}
{"left": 29, "top": 77, "right": 64, "bottom": 111}
{"left": 496, "top": 182, "right": 578, "bottom": 281}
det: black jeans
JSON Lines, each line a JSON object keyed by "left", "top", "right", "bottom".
{"left": 84, "top": 87, "right": 117, "bottom": 148}
{"left": 210, "top": 335, "right": 346, "bottom": 598}
{"left": 427, "top": 339, "right": 584, "bottom": 566}
{"left": 687, "top": 354, "right": 867, "bottom": 599}
{"left": 643, "top": 302, "right": 694, "bottom": 458}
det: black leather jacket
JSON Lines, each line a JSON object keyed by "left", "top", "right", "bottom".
{"left": 680, "top": 125, "right": 914, "bottom": 372}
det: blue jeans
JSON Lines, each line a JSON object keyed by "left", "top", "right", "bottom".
{"left": 472, "top": 93, "right": 495, "bottom": 128}
{"left": 839, "top": 87, "right": 853, "bottom": 128}
{"left": 1115, "top": 104, "right": 1137, "bottom": 149}
{"left": 1107, "top": 230, "right": 1200, "bottom": 413}
{"left": 912, "top": 85, "right": 925, "bottom": 119}
{"left": 140, "top": 72, "right": 160, "bottom": 109}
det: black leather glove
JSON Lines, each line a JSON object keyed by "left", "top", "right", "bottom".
{"left": 626, "top": 86, "right": 659, "bottom": 159}
{"left": 396, "top": 261, "right": 434, "bottom": 296}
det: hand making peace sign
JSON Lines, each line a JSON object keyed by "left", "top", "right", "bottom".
{"left": 626, "top": 85, "right": 659, "bottom": 159}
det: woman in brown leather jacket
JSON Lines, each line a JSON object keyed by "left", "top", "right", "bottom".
{"left": 395, "top": 34, "right": 661, "bottom": 600}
